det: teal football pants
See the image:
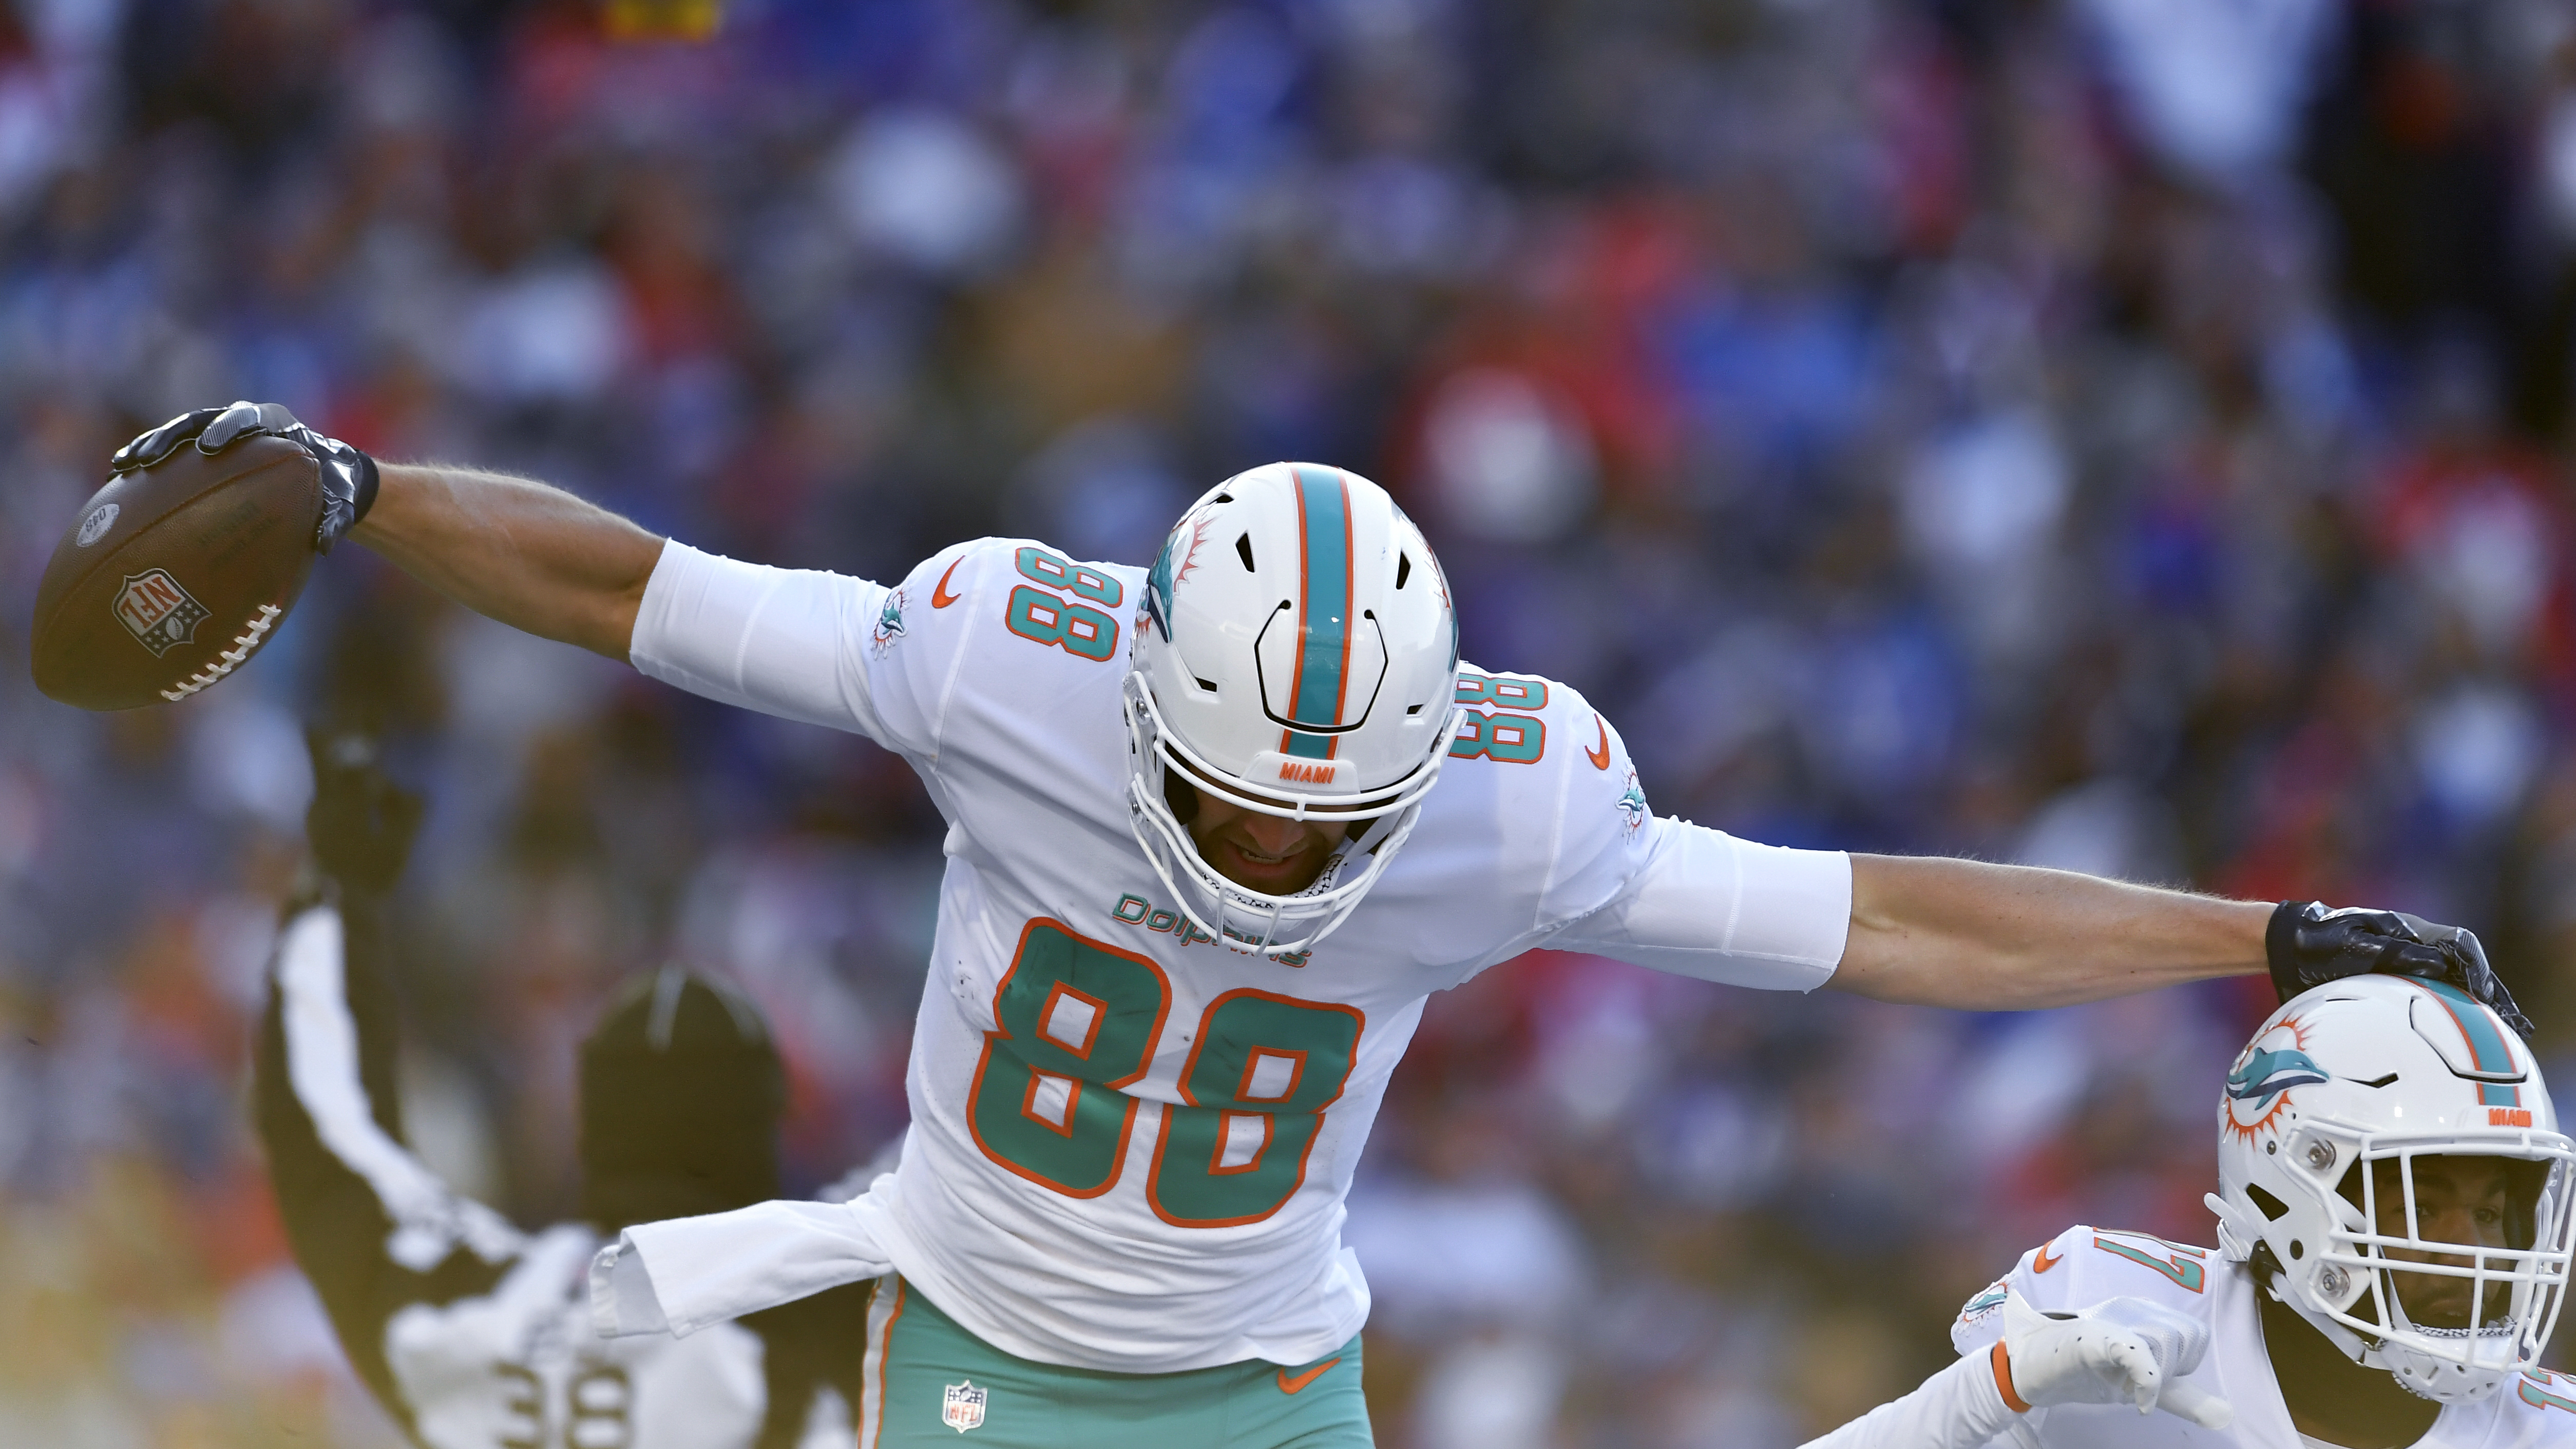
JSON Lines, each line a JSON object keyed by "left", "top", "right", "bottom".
{"left": 856, "top": 1276, "right": 1371, "bottom": 1447}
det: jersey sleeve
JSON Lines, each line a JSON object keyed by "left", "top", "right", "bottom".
{"left": 1793, "top": 1349, "right": 2019, "bottom": 1449}
{"left": 2502, "top": 1368, "right": 2576, "bottom": 1443}
{"left": 1949, "top": 1224, "right": 2221, "bottom": 1357}
{"left": 1950, "top": 1233, "right": 2058, "bottom": 1358}
{"left": 1534, "top": 698, "right": 1850, "bottom": 990}
{"left": 253, "top": 892, "right": 526, "bottom": 1426}
{"left": 1807, "top": 1225, "right": 2141, "bottom": 1449}
{"left": 627, "top": 538, "right": 994, "bottom": 761}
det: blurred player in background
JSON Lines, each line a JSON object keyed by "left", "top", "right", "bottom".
{"left": 1804, "top": 974, "right": 2576, "bottom": 1448}
{"left": 116, "top": 399, "right": 2530, "bottom": 1447}
{"left": 256, "top": 728, "right": 868, "bottom": 1449}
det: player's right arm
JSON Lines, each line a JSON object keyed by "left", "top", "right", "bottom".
{"left": 354, "top": 457, "right": 981, "bottom": 770}
{"left": 351, "top": 462, "right": 666, "bottom": 661}
{"left": 355, "top": 459, "right": 981, "bottom": 759}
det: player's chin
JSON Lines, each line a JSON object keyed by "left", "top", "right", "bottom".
{"left": 1212, "top": 841, "right": 1322, "bottom": 893}
{"left": 2394, "top": 1285, "right": 2479, "bottom": 1330}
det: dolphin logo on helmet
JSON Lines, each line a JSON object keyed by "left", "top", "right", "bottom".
{"left": 1143, "top": 516, "right": 1208, "bottom": 645}
{"left": 2225, "top": 1046, "right": 2331, "bottom": 1102}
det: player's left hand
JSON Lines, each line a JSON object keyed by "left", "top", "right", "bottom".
{"left": 2267, "top": 902, "right": 2533, "bottom": 1041}
{"left": 306, "top": 729, "right": 424, "bottom": 897}
{"left": 112, "top": 400, "right": 378, "bottom": 552}
{"left": 1999, "top": 1292, "right": 2233, "bottom": 1427}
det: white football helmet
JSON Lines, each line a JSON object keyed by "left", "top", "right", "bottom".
{"left": 2207, "top": 974, "right": 2576, "bottom": 1403}
{"left": 1122, "top": 462, "right": 1462, "bottom": 958}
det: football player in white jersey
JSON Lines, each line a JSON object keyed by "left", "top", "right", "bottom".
{"left": 112, "top": 402, "right": 2532, "bottom": 1447}
{"left": 1804, "top": 974, "right": 2576, "bottom": 1449}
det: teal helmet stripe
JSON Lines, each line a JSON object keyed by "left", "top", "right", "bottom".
{"left": 2418, "top": 977, "right": 2523, "bottom": 1108}
{"left": 1284, "top": 465, "right": 1353, "bottom": 759}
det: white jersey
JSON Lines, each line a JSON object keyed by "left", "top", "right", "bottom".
{"left": 388, "top": 1225, "right": 779, "bottom": 1449}
{"left": 1948, "top": 1224, "right": 2576, "bottom": 1447}
{"left": 622, "top": 536, "right": 1853, "bottom": 1373}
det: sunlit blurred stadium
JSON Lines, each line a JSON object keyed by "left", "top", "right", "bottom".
{"left": 5, "top": 0, "right": 2575, "bottom": 1443}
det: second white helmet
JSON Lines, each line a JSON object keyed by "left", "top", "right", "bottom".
{"left": 2207, "top": 974, "right": 2576, "bottom": 1403}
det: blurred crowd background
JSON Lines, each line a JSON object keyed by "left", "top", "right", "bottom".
{"left": 5, "top": 0, "right": 2576, "bottom": 1443}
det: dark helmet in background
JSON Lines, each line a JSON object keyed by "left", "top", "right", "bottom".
{"left": 578, "top": 966, "right": 786, "bottom": 1230}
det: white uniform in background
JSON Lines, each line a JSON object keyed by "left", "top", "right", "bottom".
{"left": 596, "top": 532, "right": 1854, "bottom": 1374}
{"left": 1936, "top": 1225, "right": 2576, "bottom": 1447}
{"left": 1805, "top": 975, "right": 2576, "bottom": 1449}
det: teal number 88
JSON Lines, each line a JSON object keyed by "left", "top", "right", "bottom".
{"left": 1005, "top": 584, "right": 1121, "bottom": 662}
{"left": 1449, "top": 671, "right": 1547, "bottom": 763}
{"left": 1150, "top": 989, "right": 1363, "bottom": 1228}
{"left": 968, "top": 923, "right": 1363, "bottom": 1227}
{"left": 1455, "top": 672, "right": 1547, "bottom": 709}
{"left": 1449, "top": 710, "right": 1545, "bottom": 764}
{"left": 1016, "top": 547, "right": 1123, "bottom": 606}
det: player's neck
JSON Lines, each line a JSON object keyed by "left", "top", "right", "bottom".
{"left": 2258, "top": 1289, "right": 2440, "bottom": 1448}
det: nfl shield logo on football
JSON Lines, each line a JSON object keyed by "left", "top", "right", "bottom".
{"left": 112, "top": 568, "right": 211, "bottom": 658}
{"left": 941, "top": 1379, "right": 986, "bottom": 1433}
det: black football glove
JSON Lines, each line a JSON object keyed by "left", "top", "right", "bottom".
{"left": 111, "top": 400, "right": 379, "bottom": 554}
{"left": 305, "top": 729, "right": 424, "bottom": 898}
{"left": 2267, "top": 901, "right": 2534, "bottom": 1041}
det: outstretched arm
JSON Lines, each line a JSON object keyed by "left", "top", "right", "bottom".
{"left": 1829, "top": 855, "right": 2269, "bottom": 1009}
{"left": 351, "top": 462, "right": 665, "bottom": 661}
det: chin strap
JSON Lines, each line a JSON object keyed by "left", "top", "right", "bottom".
{"left": 2206, "top": 1192, "right": 2299, "bottom": 1309}
{"left": 2205, "top": 1192, "right": 2260, "bottom": 1265}
{"left": 1354, "top": 807, "right": 1402, "bottom": 852}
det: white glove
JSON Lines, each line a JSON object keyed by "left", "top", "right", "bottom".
{"left": 2000, "top": 1291, "right": 2234, "bottom": 1428}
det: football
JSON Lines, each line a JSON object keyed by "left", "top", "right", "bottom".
{"left": 29, "top": 434, "right": 322, "bottom": 711}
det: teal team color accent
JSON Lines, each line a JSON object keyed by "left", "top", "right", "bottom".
{"left": 1453, "top": 672, "right": 1547, "bottom": 710}
{"left": 2417, "top": 977, "right": 2524, "bottom": 1108}
{"left": 2090, "top": 1232, "right": 2207, "bottom": 1293}
{"left": 1016, "top": 545, "right": 1123, "bottom": 606}
{"left": 870, "top": 1280, "right": 1370, "bottom": 1447}
{"left": 2224, "top": 1047, "right": 2329, "bottom": 1102}
{"left": 1149, "top": 991, "right": 1364, "bottom": 1228}
{"left": 1144, "top": 529, "right": 1182, "bottom": 641}
{"left": 966, "top": 923, "right": 1171, "bottom": 1197}
{"left": 1447, "top": 671, "right": 1549, "bottom": 764}
{"left": 1004, "top": 585, "right": 1121, "bottom": 662}
{"left": 2521, "top": 1370, "right": 2576, "bottom": 1415}
{"left": 1448, "top": 710, "right": 1545, "bottom": 764}
{"left": 1284, "top": 466, "right": 1352, "bottom": 760}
